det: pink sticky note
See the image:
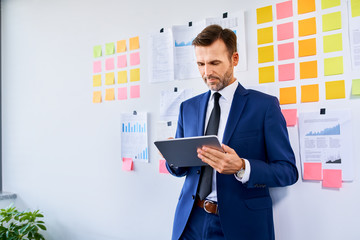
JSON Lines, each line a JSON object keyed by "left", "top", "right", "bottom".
{"left": 281, "top": 108, "right": 297, "bottom": 126}
{"left": 322, "top": 169, "right": 342, "bottom": 188}
{"left": 118, "top": 87, "right": 127, "bottom": 100}
{"left": 117, "top": 55, "right": 127, "bottom": 68}
{"left": 122, "top": 158, "right": 133, "bottom": 171}
{"left": 303, "top": 162, "right": 322, "bottom": 180}
{"left": 276, "top": 0, "right": 293, "bottom": 20}
{"left": 277, "top": 22, "right": 294, "bottom": 41}
{"left": 159, "top": 159, "right": 169, "bottom": 174}
{"left": 105, "top": 58, "right": 115, "bottom": 71}
{"left": 130, "top": 85, "right": 140, "bottom": 98}
{"left": 278, "top": 42, "right": 294, "bottom": 60}
{"left": 93, "top": 61, "right": 102, "bottom": 73}
{"left": 278, "top": 63, "right": 295, "bottom": 81}
{"left": 130, "top": 52, "right": 140, "bottom": 66}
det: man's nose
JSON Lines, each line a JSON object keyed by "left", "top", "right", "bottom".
{"left": 204, "top": 64, "right": 213, "bottom": 77}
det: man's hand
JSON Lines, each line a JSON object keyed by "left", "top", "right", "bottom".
{"left": 197, "top": 144, "right": 245, "bottom": 174}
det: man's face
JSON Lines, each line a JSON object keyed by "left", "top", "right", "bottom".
{"left": 195, "top": 39, "right": 239, "bottom": 91}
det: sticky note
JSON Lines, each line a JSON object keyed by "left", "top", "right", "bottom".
{"left": 277, "top": 22, "right": 294, "bottom": 41}
{"left": 324, "top": 56, "right": 343, "bottom": 76}
{"left": 130, "top": 85, "right": 140, "bottom": 99}
{"left": 117, "top": 40, "right": 127, "bottom": 53}
{"left": 122, "top": 158, "right": 134, "bottom": 171}
{"left": 259, "top": 66, "right": 275, "bottom": 84}
{"left": 322, "top": 169, "right": 342, "bottom": 188}
{"left": 322, "top": 12, "right": 342, "bottom": 32}
{"left": 159, "top": 159, "right": 169, "bottom": 174}
{"left": 279, "top": 87, "right": 297, "bottom": 105}
{"left": 300, "top": 60, "right": 318, "bottom": 79}
{"left": 256, "top": 6, "right": 273, "bottom": 24}
{"left": 257, "top": 27, "right": 273, "bottom": 45}
{"left": 325, "top": 80, "right": 345, "bottom": 99}
{"left": 276, "top": 0, "right": 293, "bottom": 19}
{"left": 118, "top": 71, "right": 127, "bottom": 84}
{"left": 105, "top": 42, "right": 115, "bottom": 55}
{"left": 299, "top": 38, "right": 316, "bottom": 57}
{"left": 298, "top": 0, "right": 316, "bottom": 14}
{"left": 303, "top": 162, "right": 322, "bottom": 180}
{"left": 117, "top": 55, "right": 127, "bottom": 68}
{"left": 298, "top": 17, "right": 316, "bottom": 37}
{"left": 105, "top": 72, "right": 115, "bottom": 85}
{"left": 105, "top": 88, "right": 115, "bottom": 101}
{"left": 258, "top": 45, "right": 274, "bottom": 63}
{"left": 93, "top": 75, "right": 101, "bottom": 87}
{"left": 129, "top": 36, "right": 140, "bottom": 50}
{"left": 130, "top": 52, "right": 140, "bottom": 66}
{"left": 278, "top": 63, "right": 295, "bottom": 81}
{"left": 323, "top": 33, "right": 342, "bottom": 53}
{"left": 118, "top": 87, "right": 127, "bottom": 100}
{"left": 130, "top": 68, "right": 140, "bottom": 82}
{"left": 322, "top": 0, "right": 340, "bottom": 9}
{"left": 278, "top": 42, "right": 294, "bottom": 60}
{"left": 93, "top": 91, "right": 102, "bottom": 103}
{"left": 352, "top": 0, "right": 360, "bottom": 17}
{"left": 105, "top": 58, "right": 115, "bottom": 71}
{"left": 281, "top": 109, "right": 297, "bottom": 126}
{"left": 93, "top": 45, "right": 102, "bottom": 58}
{"left": 93, "top": 61, "right": 101, "bottom": 73}
{"left": 352, "top": 79, "right": 360, "bottom": 95}
{"left": 301, "top": 84, "right": 319, "bottom": 102}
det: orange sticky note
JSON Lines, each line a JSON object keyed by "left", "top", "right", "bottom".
{"left": 280, "top": 87, "right": 297, "bottom": 105}
{"left": 300, "top": 60, "right": 318, "bottom": 79}
{"left": 301, "top": 84, "right": 319, "bottom": 102}
{"left": 105, "top": 88, "right": 115, "bottom": 101}
{"left": 278, "top": 63, "right": 295, "bottom": 81}
{"left": 93, "top": 91, "right": 102, "bottom": 103}
{"left": 281, "top": 109, "right": 297, "bottom": 126}
{"left": 299, "top": 38, "right": 317, "bottom": 57}
{"left": 298, "top": 0, "right": 316, "bottom": 14}
{"left": 257, "top": 27, "right": 273, "bottom": 45}
{"left": 159, "top": 159, "right": 169, "bottom": 174}
{"left": 303, "top": 162, "right": 322, "bottom": 180}
{"left": 129, "top": 36, "right": 140, "bottom": 50}
{"left": 322, "top": 169, "right": 342, "bottom": 188}
{"left": 259, "top": 66, "right": 275, "bottom": 84}
{"left": 258, "top": 45, "right": 274, "bottom": 63}
{"left": 278, "top": 42, "right": 294, "bottom": 60}
{"left": 325, "top": 80, "right": 346, "bottom": 99}
{"left": 257, "top": 6, "right": 273, "bottom": 24}
{"left": 122, "top": 158, "right": 134, "bottom": 171}
{"left": 298, "top": 17, "right": 317, "bottom": 37}
{"left": 117, "top": 40, "right": 127, "bottom": 53}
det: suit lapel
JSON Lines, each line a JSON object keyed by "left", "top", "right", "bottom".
{"left": 197, "top": 91, "right": 211, "bottom": 136}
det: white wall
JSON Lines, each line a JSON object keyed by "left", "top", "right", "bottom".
{"left": 1, "top": 0, "right": 359, "bottom": 239}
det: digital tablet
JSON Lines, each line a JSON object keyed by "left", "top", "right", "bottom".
{"left": 154, "top": 135, "right": 223, "bottom": 167}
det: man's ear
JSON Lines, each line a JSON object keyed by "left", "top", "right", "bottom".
{"left": 232, "top": 52, "right": 239, "bottom": 66}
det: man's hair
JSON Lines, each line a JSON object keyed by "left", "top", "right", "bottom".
{"left": 192, "top": 24, "right": 237, "bottom": 59}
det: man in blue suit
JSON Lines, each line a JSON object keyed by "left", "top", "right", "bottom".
{"left": 166, "top": 25, "right": 298, "bottom": 240}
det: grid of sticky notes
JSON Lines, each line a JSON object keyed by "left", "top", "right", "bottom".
{"left": 256, "top": 0, "right": 346, "bottom": 107}
{"left": 92, "top": 36, "right": 141, "bottom": 103}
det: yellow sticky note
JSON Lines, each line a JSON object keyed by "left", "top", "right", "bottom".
{"left": 323, "top": 33, "right": 343, "bottom": 53}
{"left": 129, "top": 36, "right": 140, "bottom": 50}
{"left": 325, "top": 80, "right": 345, "bottom": 99}
{"left": 256, "top": 6, "right": 273, "bottom": 24}
{"left": 105, "top": 88, "right": 115, "bottom": 101}
{"left": 298, "top": 17, "right": 317, "bottom": 37}
{"left": 322, "top": 0, "right": 340, "bottom": 9}
{"left": 93, "top": 75, "right": 101, "bottom": 87}
{"left": 301, "top": 84, "right": 319, "bottom": 102}
{"left": 324, "top": 56, "right": 343, "bottom": 76}
{"left": 105, "top": 43, "right": 115, "bottom": 55}
{"left": 118, "top": 71, "right": 127, "bottom": 84}
{"left": 351, "top": 0, "right": 360, "bottom": 17}
{"left": 257, "top": 27, "right": 273, "bottom": 45}
{"left": 105, "top": 72, "right": 115, "bottom": 85}
{"left": 93, "top": 45, "right": 102, "bottom": 58}
{"left": 258, "top": 45, "right": 274, "bottom": 63}
{"left": 117, "top": 40, "right": 127, "bottom": 53}
{"left": 300, "top": 60, "right": 318, "bottom": 79}
{"left": 299, "top": 38, "right": 317, "bottom": 57}
{"left": 259, "top": 66, "right": 275, "bottom": 84}
{"left": 280, "top": 87, "right": 297, "bottom": 105}
{"left": 93, "top": 91, "right": 102, "bottom": 103}
{"left": 352, "top": 79, "right": 360, "bottom": 95}
{"left": 298, "top": 0, "right": 316, "bottom": 14}
{"left": 130, "top": 68, "right": 140, "bottom": 82}
{"left": 322, "top": 12, "right": 342, "bottom": 32}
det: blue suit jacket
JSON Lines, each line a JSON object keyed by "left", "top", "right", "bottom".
{"left": 167, "top": 83, "right": 298, "bottom": 240}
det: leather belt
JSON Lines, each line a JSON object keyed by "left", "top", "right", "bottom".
{"left": 195, "top": 198, "right": 219, "bottom": 215}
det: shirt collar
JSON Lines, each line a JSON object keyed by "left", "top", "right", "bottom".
{"left": 210, "top": 79, "right": 238, "bottom": 102}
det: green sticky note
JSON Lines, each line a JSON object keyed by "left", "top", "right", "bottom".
{"left": 93, "top": 45, "right": 102, "bottom": 58}
{"left": 324, "top": 56, "right": 343, "bottom": 76}
{"left": 323, "top": 33, "right": 342, "bottom": 53}
{"left": 322, "top": 0, "right": 340, "bottom": 9}
{"left": 105, "top": 42, "right": 115, "bottom": 55}
{"left": 352, "top": 79, "right": 360, "bottom": 95}
{"left": 322, "top": 12, "right": 342, "bottom": 32}
{"left": 352, "top": 0, "right": 360, "bottom": 17}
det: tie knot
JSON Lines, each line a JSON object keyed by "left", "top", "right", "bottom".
{"left": 213, "top": 92, "right": 221, "bottom": 102}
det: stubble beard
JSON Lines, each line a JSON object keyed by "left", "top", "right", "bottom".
{"left": 203, "top": 66, "right": 234, "bottom": 91}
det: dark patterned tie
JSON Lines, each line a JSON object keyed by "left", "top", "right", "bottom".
{"left": 197, "top": 92, "right": 221, "bottom": 200}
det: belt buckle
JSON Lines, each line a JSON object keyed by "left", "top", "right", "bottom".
{"left": 203, "top": 199, "right": 216, "bottom": 214}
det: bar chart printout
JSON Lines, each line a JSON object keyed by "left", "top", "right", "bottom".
{"left": 120, "top": 112, "right": 149, "bottom": 162}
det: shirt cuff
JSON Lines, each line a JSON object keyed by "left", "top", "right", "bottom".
{"left": 234, "top": 158, "right": 251, "bottom": 183}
